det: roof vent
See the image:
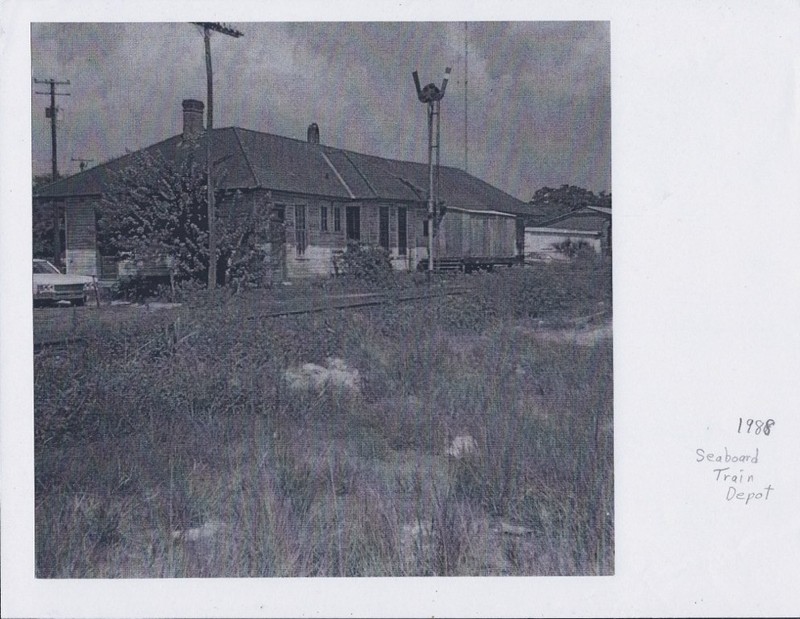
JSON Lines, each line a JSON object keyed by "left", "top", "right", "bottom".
{"left": 307, "top": 122, "right": 320, "bottom": 144}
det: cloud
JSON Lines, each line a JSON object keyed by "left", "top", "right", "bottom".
{"left": 31, "top": 22, "right": 610, "bottom": 199}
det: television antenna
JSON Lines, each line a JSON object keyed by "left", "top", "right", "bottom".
{"left": 71, "top": 157, "right": 94, "bottom": 172}
{"left": 412, "top": 66, "right": 451, "bottom": 278}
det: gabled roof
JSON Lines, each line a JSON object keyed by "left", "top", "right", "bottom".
{"left": 34, "top": 126, "right": 529, "bottom": 215}
{"left": 32, "top": 130, "right": 255, "bottom": 199}
{"left": 525, "top": 203, "right": 578, "bottom": 225}
{"left": 530, "top": 207, "right": 611, "bottom": 233}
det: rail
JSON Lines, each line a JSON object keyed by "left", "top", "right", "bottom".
{"left": 33, "top": 287, "right": 469, "bottom": 352}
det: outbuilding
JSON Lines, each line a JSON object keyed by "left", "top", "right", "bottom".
{"left": 524, "top": 206, "right": 611, "bottom": 262}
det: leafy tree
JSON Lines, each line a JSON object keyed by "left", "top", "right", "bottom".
{"left": 98, "top": 146, "right": 271, "bottom": 290}
{"left": 32, "top": 202, "right": 55, "bottom": 259}
{"left": 528, "top": 184, "right": 611, "bottom": 224}
{"left": 32, "top": 175, "right": 61, "bottom": 261}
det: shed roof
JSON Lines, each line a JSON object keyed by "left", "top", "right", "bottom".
{"left": 34, "top": 126, "right": 528, "bottom": 215}
{"left": 530, "top": 207, "right": 611, "bottom": 233}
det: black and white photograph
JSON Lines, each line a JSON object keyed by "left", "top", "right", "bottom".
{"left": 3, "top": 1, "right": 800, "bottom": 617}
{"left": 30, "top": 20, "right": 613, "bottom": 579}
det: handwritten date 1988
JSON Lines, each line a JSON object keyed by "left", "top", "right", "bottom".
{"left": 737, "top": 418, "right": 775, "bottom": 435}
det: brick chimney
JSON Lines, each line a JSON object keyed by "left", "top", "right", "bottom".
{"left": 182, "top": 99, "right": 205, "bottom": 140}
{"left": 307, "top": 122, "right": 320, "bottom": 144}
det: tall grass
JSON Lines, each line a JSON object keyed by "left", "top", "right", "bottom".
{"left": 35, "top": 259, "right": 613, "bottom": 577}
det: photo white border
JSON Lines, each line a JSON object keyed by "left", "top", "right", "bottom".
{"left": 3, "top": 1, "right": 800, "bottom": 617}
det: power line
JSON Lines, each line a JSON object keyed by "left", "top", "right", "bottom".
{"left": 33, "top": 78, "right": 71, "bottom": 181}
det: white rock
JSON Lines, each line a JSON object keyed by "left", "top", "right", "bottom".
{"left": 400, "top": 522, "right": 433, "bottom": 557}
{"left": 284, "top": 357, "right": 361, "bottom": 393}
{"left": 402, "top": 522, "right": 432, "bottom": 539}
{"left": 446, "top": 434, "right": 478, "bottom": 459}
{"left": 171, "top": 521, "right": 224, "bottom": 543}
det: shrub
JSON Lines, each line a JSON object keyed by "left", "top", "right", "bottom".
{"left": 466, "top": 261, "right": 611, "bottom": 322}
{"left": 225, "top": 245, "right": 270, "bottom": 292}
{"left": 552, "top": 238, "right": 593, "bottom": 258}
{"left": 112, "top": 273, "right": 171, "bottom": 303}
{"left": 338, "top": 241, "right": 395, "bottom": 287}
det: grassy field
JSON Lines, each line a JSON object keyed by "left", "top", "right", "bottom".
{"left": 34, "top": 257, "right": 613, "bottom": 577}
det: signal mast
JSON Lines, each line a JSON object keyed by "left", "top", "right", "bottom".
{"left": 412, "top": 66, "right": 451, "bottom": 279}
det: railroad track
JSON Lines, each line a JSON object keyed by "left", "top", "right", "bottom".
{"left": 33, "top": 336, "right": 89, "bottom": 354}
{"left": 245, "top": 287, "right": 468, "bottom": 319}
{"left": 33, "top": 287, "right": 469, "bottom": 352}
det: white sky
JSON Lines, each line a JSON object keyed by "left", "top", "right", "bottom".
{"left": 31, "top": 22, "right": 611, "bottom": 200}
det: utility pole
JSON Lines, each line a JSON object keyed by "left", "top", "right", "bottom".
{"left": 464, "top": 22, "right": 469, "bottom": 173}
{"left": 34, "top": 78, "right": 70, "bottom": 268}
{"left": 191, "top": 22, "right": 243, "bottom": 290}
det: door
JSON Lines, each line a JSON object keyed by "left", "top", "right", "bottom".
{"left": 346, "top": 206, "right": 360, "bottom": 241}
{"left": 379, "top": 206, "right": 390, "bottom": 250}
{"left": 269, "top": 204, "right": 287, "bottom": 279}
{"left": 397, "top": 207, "right": 407, "bottom": 255}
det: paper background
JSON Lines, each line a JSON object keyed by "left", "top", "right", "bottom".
{"left": 2, "top": 1, "right": 799, "bottom": 616}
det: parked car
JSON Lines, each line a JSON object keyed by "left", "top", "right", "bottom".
{"left": 33, "top": 259, "right": 95, "bottom": 307}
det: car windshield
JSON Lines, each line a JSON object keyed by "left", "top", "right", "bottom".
{"left": 33, "top": 261, "right": 61, "bottom": 274}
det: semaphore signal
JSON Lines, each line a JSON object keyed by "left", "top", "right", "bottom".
{"left": 412, "top": 66, "right": 451, "bottom": 279}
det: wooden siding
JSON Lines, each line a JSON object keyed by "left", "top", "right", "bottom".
{"left": 64, "top": 198, "right": 99, "bottom": 275}
{"left": 307, "top": 201, "right": 348, "bottom": 249}
{"left": 66, "top": 249, "right": 99, "bottom": 277}
{"left": 54, "top": 183, "right": 519, "bottom": 281}
{"left": 65, "top": 198, "right": 98, "bottom": 250}
{"left": 282, "top": 197, "right": 344, "bottom": 278}
{"left": 278, "top": 196, "right": 429, "bottom": 277}
{"left": 435, "top": 209, "right": 516, "bottom": 259}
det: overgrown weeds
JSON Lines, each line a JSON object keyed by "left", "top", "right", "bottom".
{"left": 35, "top": 262, "right": 613, "bottom": 577}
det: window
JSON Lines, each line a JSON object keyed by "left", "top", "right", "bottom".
{"left": 333, "top": 206, "right": 341, "bottom": 232}
{"left": 423, "top": 219, "right": 429, "bottom": 237}
{"left": 320, "top": 205, "right": 328, "bottom": 232}
{"left": 397, "top": 207, "right": 407, "bottom": 255}
{"left": 346, "top": 206, "right": 360, "bottom": 241}
{"left": 295, "top": 205, "right": 307, "bottom": 255}
{"left": 379, "top": 206, "right": 390, "bottom": 249}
